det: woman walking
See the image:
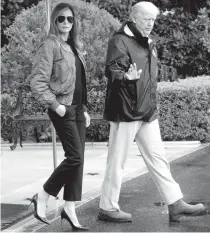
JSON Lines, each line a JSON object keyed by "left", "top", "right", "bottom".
{"left": 30, "top": 3, "right": 90, "bottom": 231}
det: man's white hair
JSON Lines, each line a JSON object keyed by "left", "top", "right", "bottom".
{"left": 129, "top": 1, "right": 160, "bottom": 20}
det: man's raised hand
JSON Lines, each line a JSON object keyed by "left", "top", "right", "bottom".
{"left": 125, "top": 63, "right": 142, "bottom": 80}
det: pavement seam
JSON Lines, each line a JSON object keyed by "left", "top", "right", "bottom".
{"left": 1, "top": 141, "right": 202, "bottom": 149}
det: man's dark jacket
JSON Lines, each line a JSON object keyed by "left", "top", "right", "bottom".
{"left": 103, "top": 23, "right": 158, "bottom": 122}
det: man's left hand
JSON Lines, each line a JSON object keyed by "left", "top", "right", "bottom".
{"left": 84, "top": 112, "right": 90, "bottom": 127}
{"left": 125, "top": 63, "right": 142, "bottom": 80}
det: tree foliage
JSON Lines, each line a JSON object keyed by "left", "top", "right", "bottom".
{"left": 1, "top": 0, "right": 41, "bottom": 46}
{"left": 82, "top": 0, "right": 210, "bottom": 76}
{"left": 2, "top": 0, "right": 210, "bottom": 47}
{"left": 84, "top": 0, "right": 210, "bottom": 23}
{"left": 154, "top": 7, "right": 210, "bottom": 77}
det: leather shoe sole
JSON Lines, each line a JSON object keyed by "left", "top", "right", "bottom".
{"left": 98, "top": 211, "right": 132, "bottom": 223}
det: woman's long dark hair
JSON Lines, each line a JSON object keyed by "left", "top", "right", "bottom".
{"left": 49, "top": 2, "right": 82, "bottom": 50}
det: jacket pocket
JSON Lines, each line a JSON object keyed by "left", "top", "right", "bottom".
{"left": 53, "top": 58, "right": 69, "bottom": 84}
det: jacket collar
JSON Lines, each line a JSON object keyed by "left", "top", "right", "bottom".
{"left": 47, "top": 34, "right": 75, "bottom": 54}
{"left": 47, "top": 34, "right": 86, "bottom": 66}
{"left": 124, "top": 24, "right": 152, "bottom": 44}
{"left": 118, "top": 22, "right": 159, "bottom": 46}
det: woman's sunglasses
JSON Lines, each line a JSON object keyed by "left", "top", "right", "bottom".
{"left": 57, "top": 16, "right": 74, "bottom": 24}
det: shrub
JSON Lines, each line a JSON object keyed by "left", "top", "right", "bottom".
{"left": 157, "top": 76, "right": 210, "bottom": 142}
{"left": 1, "top": 0, "right": 41, "bottom": 47}
{"left": 1, "top": 0, "right": 120, "bottom": 141}
{"left": 86, "top": 119, "right": 109, "bottom": 142}
{"left": 1, "top": 93, "right": 19, "bottom": 142}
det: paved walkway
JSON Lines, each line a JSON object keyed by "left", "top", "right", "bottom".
{"left": 1, "top": 141, "right": 209, "bottom": 232}
{"left": 39, "top": 146, "right": 210, "bottom": 232}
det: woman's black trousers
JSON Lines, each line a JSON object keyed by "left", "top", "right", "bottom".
{"left": 43, "top": 105, "right": 86, "bottom": 201}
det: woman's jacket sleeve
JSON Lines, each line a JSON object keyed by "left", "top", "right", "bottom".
{"left": 30, "top": 40, "right": 60, "bottom": 111}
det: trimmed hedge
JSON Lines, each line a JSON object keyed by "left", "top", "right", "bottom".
{"left": 86, "top": 119, "right": 110, "bottom": 142}
{"left": 157, "top": 77, "right": 210, "bottom": 142}
{"left": 86, "top": 76, "right": 210, "bottom": 142}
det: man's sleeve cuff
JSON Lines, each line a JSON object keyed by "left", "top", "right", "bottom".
{"left": 124, "top": 78, "right": 138, "bottom": 84}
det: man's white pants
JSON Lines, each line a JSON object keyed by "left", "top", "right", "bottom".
{"left": 99, "top": 119, "right": 183, "bottom": 211}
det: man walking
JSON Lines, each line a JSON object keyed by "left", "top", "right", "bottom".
{"left": 98, "top": 1, "right": 205, "bottom": 223}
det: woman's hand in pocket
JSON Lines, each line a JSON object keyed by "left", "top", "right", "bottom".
{"left": 84, "top": 112, "right": 90, "bottom": 127}
{"left": 55, "top": 105, "right": 66, "bottom": 117}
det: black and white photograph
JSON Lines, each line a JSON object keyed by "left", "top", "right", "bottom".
{"left": 1, "top": 0, "right": 210, "bottom": 232}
